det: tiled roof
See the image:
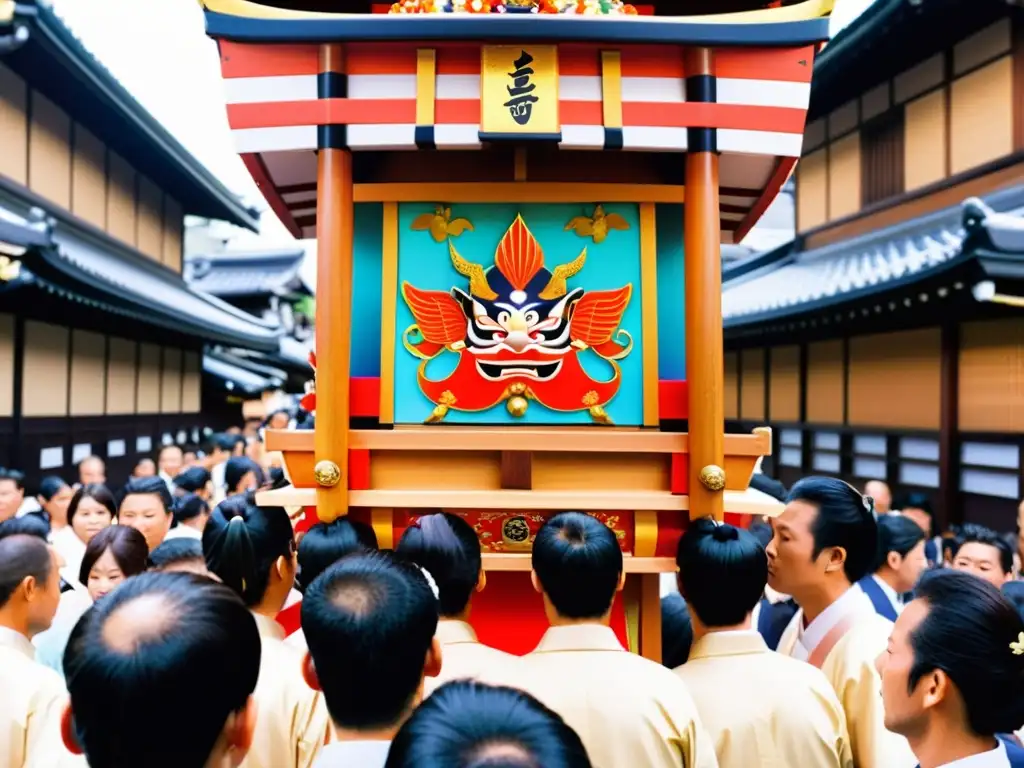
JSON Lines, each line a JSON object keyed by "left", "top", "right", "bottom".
{"left": 184, "top": 249, "right": 308, "bottom": 298}
{"left": 722, "top": 185, "right": 1024, "bottom": 327}
{"left": 0, "top": 197, "right": 282, "bottom": 351}
{"left": 204, "top": 353, "right": 279, "bottom": 395}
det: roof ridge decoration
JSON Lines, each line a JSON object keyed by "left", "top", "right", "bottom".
{"left": 201, "top": 0, "right": 835, "bottom": 25}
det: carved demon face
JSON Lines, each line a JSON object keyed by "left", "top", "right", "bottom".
{"left": 445, "top": 215, "right": 588, "bottom": 382}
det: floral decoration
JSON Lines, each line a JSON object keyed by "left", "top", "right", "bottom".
{"left": 389, "top": 0, "right": 638, "bottom": 14}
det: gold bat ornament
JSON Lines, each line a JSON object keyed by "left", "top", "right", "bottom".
{"left": 565, "top": 204, "right": 630, "bottom": 244}
{"left": 411, "top": 206, "right": 474, "bottom": 243}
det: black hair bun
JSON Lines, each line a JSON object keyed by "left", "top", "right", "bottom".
{"left": 711, "top": 525, "right": 739, "bottom": 543}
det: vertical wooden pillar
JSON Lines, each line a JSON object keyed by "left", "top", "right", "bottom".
{"left": 638, "top": 573, "right": 662, "bottom": 663}
{"left": 683, "top": 47, "right": 725, "bottom": 521}
{"left": 314, "top": 43, "right": 353, "bottom": 522}
{"left": 938, "top": 321, "right": 960, "bottom": 531}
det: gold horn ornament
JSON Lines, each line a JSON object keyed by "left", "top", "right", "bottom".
{"left": 314, "top": 460, "right": 342, "bottom": 488}
{"left": 698, "top": 465, "right": 726, "bottom": 492}
{"left": 539, "top": 248, "right": 587, "bottom": 300}
{"left": 449, "top": 241, "right": 498, "bottom": 300}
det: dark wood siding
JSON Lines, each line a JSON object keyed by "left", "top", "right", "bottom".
{"left": 861, "top": 110, "right": 906, "bottom": 206}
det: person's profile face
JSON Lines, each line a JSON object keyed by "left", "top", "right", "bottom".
{"left": 87, "top": 547, "right": 125, "bottom": 602}
{"left": 79, "top": 459, "right": 106, "bottom": 486}
{"left": 902, "top": 508, "right": 932, "bottom": 538}
{"left": 268, "top": 412, "right": 290, "bottom": 430}
{"left": 766, "top": 500, "right": 825, "bottom": 596}
{"left": 71, "top": 497, "right": 114, "bottom": 544}
{"left": 119, "top": 494, "right": 172, "bottom": 551}
{"left": 891, "top": 540, "right": 928, "bottom": 593}
{"left": 28, "top": 548, "right": 63, "bottom": 635}
{"left": 158, "top": 448, "right": 184, "bottom": 479}
{"left": 183, "top": 451, "right": 198, "bottom": 468}
{"left": 0, "top": 479, "right": 23, "bottom": 521}
{"left": 876, "top": 598, "right": 930, "bottom": 737}
{"left": 952, "top": 542, "right": 1009, "bottom": 588}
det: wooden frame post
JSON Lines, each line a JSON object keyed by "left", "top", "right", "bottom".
{"left": 683, "top": 47, "right": 725, "bottom": 521}
{"left": 314, "top": 43, "right": 353, "bottom": 522}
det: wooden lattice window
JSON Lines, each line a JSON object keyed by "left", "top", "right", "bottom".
{"left": 861, "top": 110, "right": 906, "bottom": 207}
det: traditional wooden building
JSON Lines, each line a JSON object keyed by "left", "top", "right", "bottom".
{"left": 0, "top": 1, "right": 280, "bottom": 485}
{"left": 723, "top": 0, "right": 1024, "bottom": 531}
{"left": 185, "top": 247, "right": 314, "bottom": 394}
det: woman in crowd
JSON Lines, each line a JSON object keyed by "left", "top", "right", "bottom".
{"left": 385, "top": 681, "right": 593, "bottom": 768}
{"left": 61, "top": 483, "right": 117, "bottom": 580}
{"left": 36, "top": 524, "right": 149, "bottom": 679}
{"left": 79, "top": 525, "right": 149, "bottom": 602}
{"left": 203, "top": 495, "right": 330, "bottom": 768}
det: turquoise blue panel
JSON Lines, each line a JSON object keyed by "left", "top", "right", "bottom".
{"left": 656, "top": 204, "right": 685, "bottom": 380}
{"left": 393, "top": 203, "right": 644, "bottom": 425}
{"left": 351, "top": 203, "right": 383, "bottom": 378}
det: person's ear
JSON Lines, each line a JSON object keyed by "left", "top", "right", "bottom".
{"left": 824, "top": 546, "right": 847, "bottom": 574}
{"left": 921, "top": 669, "right": 948, "bottom": 711}
{"left": 424, "top": 636, "right": 443, "bottom": 679}
{"left": 301, "top": 652, "right": 321, "bottom": 691}
{"left": 887, "top": 551, "right": 901, "bottom": 571}
{"left": 615, "top": 571, "right": 626, "bottom": 593}
{"left": 224, "top": 697, "right": 259, "bottom": 767}
{"left": 21, "top": 575, "right": 36, "bottom": 603}
{"left": 61, "top": 704, "right": 84, "bottom": 755}
{"left": 476, "top": 569, "right": 486, "bottom": 593}
{"left": 275, "top": 555, "right": 293, "bottom": 581}
{"left": 530, "top": 570, "right": 542, "bottom": 595}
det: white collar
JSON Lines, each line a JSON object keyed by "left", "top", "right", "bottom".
{"left": 798, "top": 586, "right": 872, "bottom": 652}
{"left": 871, "top": 574, "right": 902, "bottom": 609}
{"left": 315, "top": 740, "right": 391, "bottom": 767}
{"left": 939, "top": 741, "right": 1010, "bottom": 767}
{"left": 0, "top": 625, "right": 37, "bottom": 660}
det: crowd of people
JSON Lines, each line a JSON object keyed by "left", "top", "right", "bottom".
{"left": 2, "top": 429, "right": 1024, "bottom": 768}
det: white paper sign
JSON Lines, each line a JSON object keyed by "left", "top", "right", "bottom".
{"left": 107, "top": 439, "right": 126, "bottom": 458}
{"left": 40, "top": 447, "right": 64, "bottom": 470}
{"left": 136, "top": 436, "right": 152, "bottom": 453}
{"left": 72, "top": 444, "right": 92, "bottom": 464}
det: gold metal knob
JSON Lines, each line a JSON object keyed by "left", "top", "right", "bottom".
{"left": 506, "top": 395, "right": 529, "bottom": 418}
{"left": 699, "top": 464, "right": 726, "bottom": 492}
{"left": 313, "top": 460, "right": 342, "bottom": 488}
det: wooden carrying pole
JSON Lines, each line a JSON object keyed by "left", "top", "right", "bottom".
{"left": 314, "top": 43, "right": 353, "bottom": 522}
{"left": 683, "top": 47, "right": 726, "bottom": 522}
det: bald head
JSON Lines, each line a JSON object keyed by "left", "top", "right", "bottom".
{"left": 864, "top": 480, "right": 892, "bottom": 514}
{"left": 64, "top": 572, "right": 261, "bottom": 768}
